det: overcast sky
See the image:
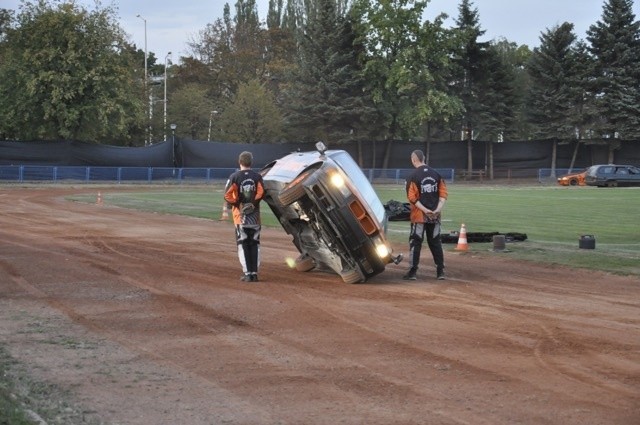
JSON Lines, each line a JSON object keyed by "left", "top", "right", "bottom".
{"left": 4, "top": 0, "right": 640, "bottom": 61}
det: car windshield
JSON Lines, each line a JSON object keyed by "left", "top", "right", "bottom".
{"left": 586, "top": 166, "right": 599, "bottom": 176}
{"left": 330, "top": 151, "right": 386, "bottom": 224}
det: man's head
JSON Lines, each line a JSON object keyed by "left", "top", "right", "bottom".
{"left": 239, "top": 151, "right": 253, "bottom": 168}
{"left": 411, "top": 150, "right": 425, "bottom": 167}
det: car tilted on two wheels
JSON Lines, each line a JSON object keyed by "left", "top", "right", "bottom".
{"left": 260, "top": 142, "right": 402, "bottom": 283}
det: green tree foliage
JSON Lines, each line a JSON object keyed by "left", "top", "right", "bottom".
{"left": 189, "top": 1, "right": 267, "bottom": 96}
{"left": 586, "top": 0, "right": 640, "bottom": 140}
{"left": 0, "top": 0, "right": 143, "bottom": 144}
{"left": 526, "top": 23, "right": 588, "bottom": 175}
{"left": 449, "top": 0, "right": 490, "bottom": 171}
{"left": 480, "top": 43, "right": 518, "bottom": 141}
{"left": 219, "top": 79, "right": 282, "bottom": 143}
{"left": 2, "top": 0, "right": 639, "bottom": 155}
{"left": 491, "top": 39, "right": 532, "bottom": 140}
{"left": 527, "top": 22, "right": 584, "bottom": 141}
{"left": 571, "top": 40, "right": 598, "bottom": 140}
{"left": 168, "top": 83, "right": 216, "bottom": 140}
{"left": 282, "top": 0, "right": 376, "bottom": 143}
{"left": 352, "top": 0, "right": 461, "bottom": 169}
{"left": 263, "top": 0, "right": 297, "bottom": 101}
{"left": 186, "top": 1, "right": 287, "bottom": 142}
{"left": 450, "top": 0, "right": 489, "bottom": 138}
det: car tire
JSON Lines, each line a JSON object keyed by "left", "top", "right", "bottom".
{"left": 569, "top": 179, "right": 577, "bottom": 186}
{"left": 278, "top": 170, "right": 314, "bottom": 206}
{"left": 295, "top": 254, "right": 315, "bottom": 272}
{"left": 341, "top": 268, "right": 364, "bottom": 284}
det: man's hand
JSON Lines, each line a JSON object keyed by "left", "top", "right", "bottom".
{"left": 241, "top": 203, "right": 255, "bottom": 215}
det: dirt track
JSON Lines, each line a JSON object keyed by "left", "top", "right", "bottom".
{"left": 1, "top": 186, "right": 639, "bottom": 425}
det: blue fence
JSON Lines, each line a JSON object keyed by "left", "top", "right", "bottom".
{"left": 537, "top": 168, "right": 585, "bottom": 181}
{"left": 0, "top": 165, "right": 457, "bottom": 185}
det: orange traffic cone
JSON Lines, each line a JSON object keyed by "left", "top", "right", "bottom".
{"left": 219, "top": 203, "right": 229, "bottom": 221}
{"left": 455, "top": 223, "right": 469, "bottom": 251}
{"left": 96, "top": 191, "right": 103, "bottom": 206}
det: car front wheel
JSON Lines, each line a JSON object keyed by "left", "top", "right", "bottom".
{"left": 341, "top": 268, "right": 364, "bottom": 284}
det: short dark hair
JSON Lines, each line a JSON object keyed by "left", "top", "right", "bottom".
{"left": 411, "top": 150, "right": 425, "bottom": 163}
{"left": 239, "top": 151, "right": 253, "bottom": 167}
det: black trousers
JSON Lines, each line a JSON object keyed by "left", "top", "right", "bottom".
{"left": 236, "top": 225, "right": 261, "bottom": 274}
{"left": 408, "top": 222, "right": 444, "bottom": 271}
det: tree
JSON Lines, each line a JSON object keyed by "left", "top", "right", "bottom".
{"left": 0, "top": 1, "right": 144, "bottom": 144}
{"left": 490, "top": 38, "right": 532, "bottom": 142}
{"left": 478, "top": 43, "right": 519, "bottom": 178}
{"left": 527, "top": 23, "right": 583, "bottom": 140}
{"left": 168, "top": 83, "right": 216, "bottom": 140}
{"left": 218, "top": 79, "right": 282, "bottom": 143}
{"left": 185, "top": 1, "right": 290, "bottom": 142}
{"left": 450, "top": 0, "right": 491, "bottom": 175}
{"left": 352, "top": 0, "right": 460, "bottom": 168}
{"left": 527, "top": 23, "right": 589, "bottom": 175}
{"left": 262, "top": 0, "right": 298, "bottom": 105}
{"left": 586, "top": 0, "right": 640, "bottom": 158}
{"left": 282, "top": 0, "right": 376, "bottom": 145}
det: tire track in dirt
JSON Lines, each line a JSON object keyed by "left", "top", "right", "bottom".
{"left": 2, "top": 186, "right": 639, "bottom": 424}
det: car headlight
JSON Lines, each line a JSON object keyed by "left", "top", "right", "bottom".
{"left": 330, "top": 173, "right": 351, "bottom": 197}
{"left": 331, "top": 173, "right": 345, "bottom": 188}
{"left": 375, "top": 242, "right": 390, "bottom": 259}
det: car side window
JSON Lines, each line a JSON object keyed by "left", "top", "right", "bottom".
{"left": 602, "top": 166, "right": 614, "bottom": 174}
{"left": 616, "top": 168, "right": 628, "bottom": 174}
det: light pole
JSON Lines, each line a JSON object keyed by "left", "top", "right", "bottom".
{"left": 170, "top": 124, "right": 177, "bottom": 168}
{"left": 208, "top": 110, "right": 218, "bottom": 142}
{"left": 136, "top": 14, "right": 149, "bottom": 146}
{"left": 163, "top": 52, "right": 172, "bottom": 142}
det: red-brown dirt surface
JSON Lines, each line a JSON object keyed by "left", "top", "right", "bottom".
{"left": 1, "top": 186, "right": 639, "bottom": 425}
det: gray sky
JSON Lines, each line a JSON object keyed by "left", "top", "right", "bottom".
{"left": 4, "top": 0, "right": 640, "bottom": 61}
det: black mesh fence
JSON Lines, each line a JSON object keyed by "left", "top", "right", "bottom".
{"left": 1, "top": 139, "right": 638, "bottom": 172}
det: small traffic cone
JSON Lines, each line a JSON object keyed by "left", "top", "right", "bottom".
{"left": 219, "top": 203, "right": 229, "bottom": 221}
{"left": 455, "top": 223, "right": 469, "bottom": 251}
{"left": 96, "top": 191, "right": 103, "bottom": 206}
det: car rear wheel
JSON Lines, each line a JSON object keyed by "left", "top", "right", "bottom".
{"left": 278, "top": 170, "right": 314, "bottom": 206}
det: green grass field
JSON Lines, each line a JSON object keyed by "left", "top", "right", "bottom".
{"left": 70, "top": 184, "right": 640, "bottom": 277}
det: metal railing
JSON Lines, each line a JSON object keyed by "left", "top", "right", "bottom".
{"left": 0, "top": 165, "right": 457, "bottom": 185}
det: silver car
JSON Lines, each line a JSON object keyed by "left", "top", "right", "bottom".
{"left": 260, "top": 142, "right": 402, "bottom": 283}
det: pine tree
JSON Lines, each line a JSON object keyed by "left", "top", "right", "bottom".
{"left": 526, "top": 22, "right": 586, "bottom": 176}
{"left": 450, "top": 0, "right": 491, "bottom": 173}
{"left": 527, "top": 22, "right": 583, "bottom": 141}
{"left": 586, "top": 0, "right": 640, "bottom": 141}
{"left": 282, "top": 0, "right": 375, "bottom": 144}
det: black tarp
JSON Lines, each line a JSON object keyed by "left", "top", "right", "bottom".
{"left": 0, "top": 140, "right": 172, "bottom": 166}
{"left": 179, "top": 140, "right": 300, "bottom": 168}
{"left": 1, "top": 139, "right": 639, "bottom": 170}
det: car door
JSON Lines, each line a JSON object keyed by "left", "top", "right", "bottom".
{"left": 622, "top": 166, "right": 640, "bottom": 186}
